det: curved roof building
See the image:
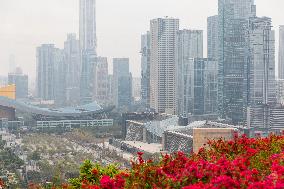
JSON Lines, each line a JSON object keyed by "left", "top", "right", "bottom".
{"left": 0, "top": 96, "right": 113, "bottom": 118}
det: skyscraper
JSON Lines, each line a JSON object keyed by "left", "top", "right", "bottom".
{"left": 246, "top": 17, "right": 276, "bottom": 129}
{"left": 113, "top": 58, "right": 132, "bottom": 110}
{"left": 54, "top": 48, "right": 66, "bottom": 105}
{"left": 36, "top": 44, "right": 56, "bottom": 101}
{"left": 79, "top": 0, "right": 97, "bottom": 104}
{"left": 8, "top": 67, "right": 28, "bottom": 99}
{"left": 93, "top": 57, "right": 109, "bottom": 105}
{"left": 218, "top": 0, "right": 256, "bottom": 124}
{"left": 176, "top": 29, "right": 203, "bottom": 115}
{"left": 178, "top": 58, "right": 218, "bottom": 116}
{"left": 79, "top": 0, "right": 97, "bottom": 54}
{"left": 141, "top": 32, "right": 151, "bottom": 108}
{"left": 279, "top": 26, "right": 284, "bottom": 79}
{"left": 207, "top": 15, "right": 219, "bottom": 60}
{"left": 150, "top": 17, "right": 179, "bottom": 114}
{"left": 64, "top": 34, "right": 80, "bottom": 105}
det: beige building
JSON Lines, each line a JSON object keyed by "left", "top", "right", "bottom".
{"left": 193, "top": 128, "right": 236, "bottom": 153}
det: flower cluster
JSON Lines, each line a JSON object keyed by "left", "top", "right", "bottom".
{"left": 32, "top": 134, "right": 284, "bottom": 188}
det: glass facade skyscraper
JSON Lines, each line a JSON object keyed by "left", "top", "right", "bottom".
{"left": 176, "top": 29, "right": 203, "bottom": 115}
{"left": 207, "top": 15, "right": 218, "bottom": 60}
{"left": 218, "top": 0, "right": 256, "bottom": 124}
{"left": 79, "top": 0, "right": 97, "bottom": 104}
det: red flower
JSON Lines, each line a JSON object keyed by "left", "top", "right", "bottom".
{"left": 100, "top": 175, "right": 114, "bottom": 189}
{"left": 91, "top": 168, "right": 99, "bottom": 176}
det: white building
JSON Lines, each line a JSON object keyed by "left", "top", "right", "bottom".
{"left": 150, "top": 17, "right": 179, "bottom": 114}
{"left": 93, "top": 57, "right": 109, "bottom": 105}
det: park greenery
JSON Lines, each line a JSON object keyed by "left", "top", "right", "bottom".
{"left": 12, "top": 133, "right": 284, "bottom": 189}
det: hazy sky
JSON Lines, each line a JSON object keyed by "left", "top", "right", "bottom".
{"left": 0, "top": 0, "right": 283, "bottom": 79}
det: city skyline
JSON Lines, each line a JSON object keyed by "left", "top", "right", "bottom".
{"left": 1, "top": 0, "right": 284, "bottom": 79}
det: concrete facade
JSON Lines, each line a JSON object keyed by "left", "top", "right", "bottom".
{"left": 150, "top": 18, "right": 179, "bottom": 114}
{"left": 193, "top": 128, "right": 235, "bottom": 153}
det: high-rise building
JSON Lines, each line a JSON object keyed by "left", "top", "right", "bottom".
{"left": 248, "top": 17, "right": 276, "bottom": 107}
{"left": 64, "top": 34, "right": 81, "bottom": 105}
{"left": 54, "top": 48, "right": 67, "bottom": 105}
{"left": 93, "top": 57, "right": 109, "bottom": 105}
{"left": 176, "top": 29, "right": 203, "bottom": 115}
{"left": 79, "top": 0, "right": 97, "bottom": 54}
{"left": 207, "top": 15, "right": 219, "bottom": 60}
{"left": 113, "top": 58, "right": 132, "bottom": 110}
{"left": 36, "top": 44, "right": 56, "bottom": 101}
{"left": 79, "top": 0, "right": 97, "bottom": 104}
{"left": 8, "top": 67, "right": 28, "bottom": 99}
{"left": 150, "top": 17, "right": 179, "bottom": 114}
{"left": 107, "top": 75, "right": 113, "bottom": 104}
{"left": 279, "top": 25, "right": 284, "bottom": 79}
{"left": 141, "top": 32, "right": 151, "bottom": 108}
{"left": 218, "top": 0, "right": 256, "bottom": 124}
{"left": 132, "top": 77, "right": 141, "bottom": 102}
{"left": 246, "top": 17, "right": 276, "bottom": 129}
{"left": 178, "top": 58, "right": 218, "bottom": 116}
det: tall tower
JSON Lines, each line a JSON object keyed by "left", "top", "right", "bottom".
{"left": 113, "top": 58, "right": 132, "bottom": 110}
{"left": 150, "top": 17, "right": 179, "bottom": 114}
{"left": 64, "top": 34, "right": 81, "bottom": 105}
{"left": 176, "top": 29, "right": 203, "bottom": 115}
{"left": 36, "top": 44, "right": 56, "bottom": 101}
{"left": 79, "top": 0, "right": 97, "bottom": 104}
{"left": 279, "top": 26, "right": 284, "bottom": 79}
{"left": 79, "top": 0, "right": 97, "bottom": 54}
{"left": 207, "top": 15, "right": 218, "bottom": 60}
{"left": 140, "top": 32, "right": 151, "bottom": 109}
{"left": 247, "top": 17, "right": 276, "bottom": 129}
{"left": 218, "top": 0, "right": 256, "bottom": 124}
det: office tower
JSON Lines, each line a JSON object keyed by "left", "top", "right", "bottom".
{"left": 132, "top": 77, "right": 141, "bottom": 102}
{"left": 277, "top": 79, "right": 284, "bottom": 105}
{"left": 54, "top": 48, "right": 67, "bottom": 105}
{"left": 93, "top": 57, "right": 109, "bottom": 105}
{"left": 8, "top": 67, "right": 28, "bottom": 99}
{"left": 64, "top": 34, "right": 80, "bottom": 105}
{"left": 36, "top": 44, "right": 56, "bottom": 101}
{"left": 176, "top": 29, "right": 203, "bottom": 115}
{"left": 218, "top": 0, "right": 256, "bottom": 124}
{"left": 9, "top": 55, "right": 16, "bottom": 74}
{"left": 107, "top": 75, "right": 113, "bottom": 104}
{"left": 80, "top": 0, "right": 97, "bottom": 104}
{"left": 113, "top": 58, "right": 132, "bottom": 109}
{"left": 248, "top": 17, "right": 276, "bottom": 106}
{"left": 207, "top": 15, "right": 219, "bottom": 60}
{"left": 179, "top": 58, "right": 218, "bottom": 116}
{"left": 150, "top": 17, "right": 179, "bottom": 114}
{"left": 279, "top": 26, "right": 284, "bottom": 79}
{"left": 79, "top": 0, "right": 97, "bottom": 54}
{"left": 246, "top": 17, "right": 276, "bottom": 129}
{"left": 141, "top": 32, "right": 151, "bottom": 108}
